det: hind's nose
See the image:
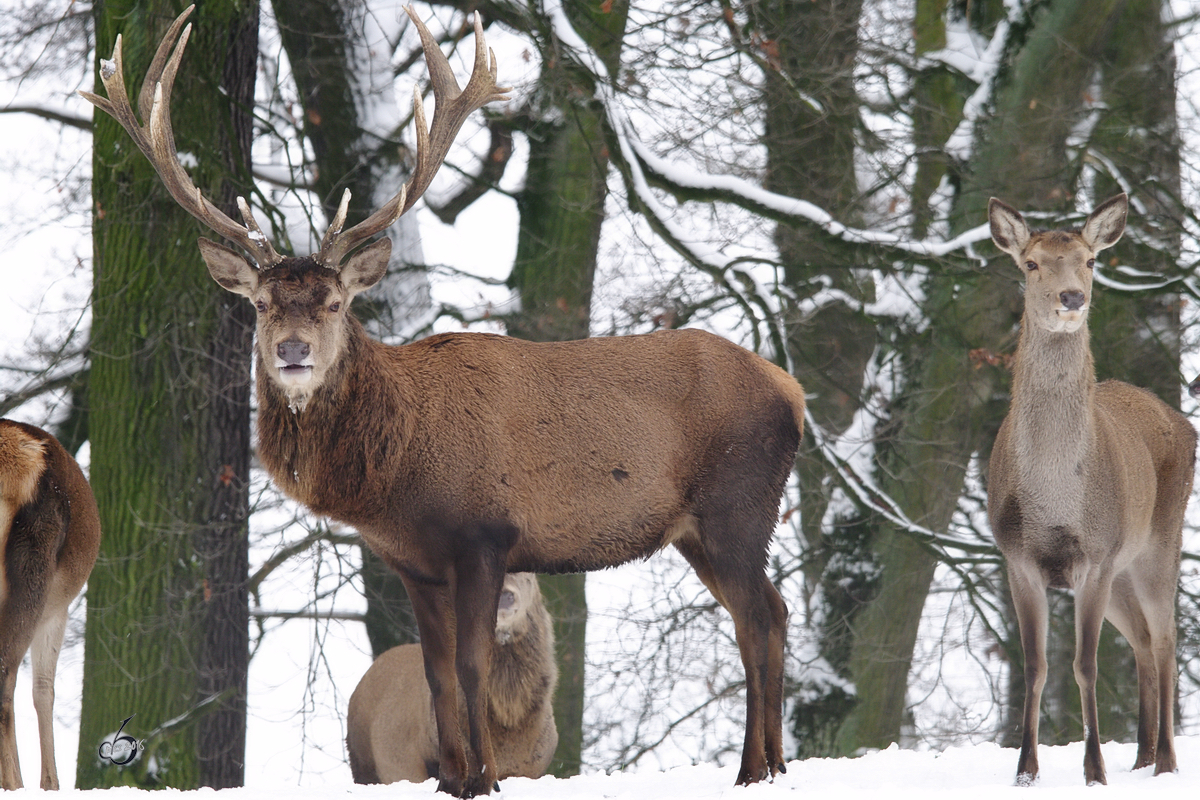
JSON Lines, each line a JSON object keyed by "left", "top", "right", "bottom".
{"left": 1059, "top": 290, "right": 1085, "bottom": 311}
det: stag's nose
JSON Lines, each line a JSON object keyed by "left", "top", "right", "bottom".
{"left": 277, "top": 339, "right": 311, "bottom": 365}
{"left": 1059, "top": 290, "right": 1085, "bottom": 311}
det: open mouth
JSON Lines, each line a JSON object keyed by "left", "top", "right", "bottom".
{"left": 276, "top": 363, "right": 314, "bottom": 385}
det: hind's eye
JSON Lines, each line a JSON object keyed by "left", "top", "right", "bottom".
{"left": 1025, "top": 261, "right": 1038, "bottom": 272}
{"left": 1086, "top": 259, "right": 1095, "bottom": 269}
{"left": 329, "top": 302, "right": 341, "bottom": 313}
{"left": 255, "top": 300, "right": 267, "bottom": 313}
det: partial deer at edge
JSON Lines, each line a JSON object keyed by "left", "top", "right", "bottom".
{"left": 987, "top": 193, "right": 1196, "bottom": 786}
{"left": 0, "top": 420, "right": 101, "bottom": 790}
{"left": 82, "top": 6, "right": 805, "bottom": 796}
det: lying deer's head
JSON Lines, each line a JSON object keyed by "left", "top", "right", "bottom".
{"left": 82, "top": 5, "right": 508, "bottom": 410}
{"left": 989, "top": 193, "right": 1127, "bottom": 334}
{"left": 495, "top": 572, "right": 543, "bottom": 645}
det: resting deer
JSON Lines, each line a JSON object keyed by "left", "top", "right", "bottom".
{"left": 83, "top": 6, "right": 805, "bottom": 795}
{"left": 347, "top": 573, "right": 557, "bottom": 785}
{"left": 987, "top": 193, "right": 1196, "bottom": 786}
{"left": 0, "top": 420, "right": 101, "bottom": 790}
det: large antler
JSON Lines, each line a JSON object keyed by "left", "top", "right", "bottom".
{"left": 83, "top": 4, "right": 508, "bottom": 270}
{"left": 314, "top": 6, "right": 511, "bottom": 268}
{"left": 80, "top": 5, "right": 282, "bottom": 267}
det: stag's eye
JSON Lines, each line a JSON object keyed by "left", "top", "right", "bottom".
{"left": 1025, "top": 261, "right": 1038, "bottom": 272}
{"left": 255, "top": 300, "right": 267, "bottom": 314}
{"left": 329, "top": 302, "right": 341, "bottom": 313}
{"left": 1086, "top": 258, "right": 1095, "bottom": 269}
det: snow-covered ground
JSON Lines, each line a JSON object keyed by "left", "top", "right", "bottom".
{"left": 8, "top": 736, "right": 1200, "bottom": 798}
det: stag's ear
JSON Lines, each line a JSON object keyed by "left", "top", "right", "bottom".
{"left": 988, "top": 198, "right": 1030, "bottom": 260}
{"left": 340, "top": 237, "right": 391, "bottom": 295}
{"left": 1081, "top": 193, "right": 1127, "bottom": 252}
{"left": 198, "top": 238, "right": 258, "bottom": 297}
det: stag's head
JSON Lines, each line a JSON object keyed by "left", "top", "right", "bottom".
{"left": 989, "top": 193, "right": 1127, "bottom": 334}
{"left": 82, "top": 4, "right": 508, "bottom": 409}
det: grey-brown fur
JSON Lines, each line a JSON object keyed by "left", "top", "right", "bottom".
{"left": 346, "top": 573, "right": 557, "bottom": 785}
{"left": 987, "top": 194, "right": 1196, "bottom": 786}
{"left": 0, "top": 420, "right": 101, "bottom": 789}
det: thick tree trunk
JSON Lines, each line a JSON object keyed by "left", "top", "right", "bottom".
{"left": 78, "top": 0, "right": 255, "bottom": 788}
{"left": 996, "top": 0, "right": 1184, "bottom": 749}
{"left": 273, "top": 0, "right": 430, "bottom": 659}
{"left": 505, "top": 0, "right": 630, "bottom": 776}
{"left": 743, "top": 0, "right": 877, "bottom": 757}
{"left": 835, "top": 0, "right": 1133, "bottom": 755}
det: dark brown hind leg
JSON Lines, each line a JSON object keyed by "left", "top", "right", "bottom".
{"left": 674, "top": 532, "right": 787, "bottom": 784}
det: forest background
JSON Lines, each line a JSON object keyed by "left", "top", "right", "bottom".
{"left": 2, "top": 0, "right": 1200, "bottom": 789}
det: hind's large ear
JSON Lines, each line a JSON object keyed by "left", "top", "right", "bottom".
{"left": 988, "top": 198, "right": 1030, "bottom": 261}
{"left": 1081, "top": 193, "right": 1127, "bottom": 252}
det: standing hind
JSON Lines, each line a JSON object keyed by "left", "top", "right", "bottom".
{"left": 987, "top": 194, "right": 1195, "bottom": 785}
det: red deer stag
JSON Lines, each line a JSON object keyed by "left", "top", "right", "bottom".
{"left": 0, "top": 420, "right": 101, "bottom": 789}
{"left": 987, "top": 193, "right": 1195, "bottom": 786}
{"left": 83, "top": 6, "right": 805, "bottom": 795}
{"left": 347, "top": 572, "right": 557, "bottom": 785}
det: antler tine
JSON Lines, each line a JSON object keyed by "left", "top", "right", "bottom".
{"left": 315, "top": 6, "right": 511, "bottom": 268}
{"left": 80, "top": 5, "right": 281, "bottom": 267}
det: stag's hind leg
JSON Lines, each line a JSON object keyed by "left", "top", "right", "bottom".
{"left": 674, "top": 530, "right": 787, "bottom": 785}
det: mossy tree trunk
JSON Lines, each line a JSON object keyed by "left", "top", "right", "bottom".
{"left": 506, "top": 0, "right": 630, "bottom": 777}
{"left": 829, "top": 0, "right": 1158, "bottom": 756}
{"left": 273, "top": 0, "right": 433, "bottom": 658}
{"left": 994, "top": 0, "right": 1185, "bottom": 750}
{"left": 78, "top": 0, "right": 256, "bottom": 788}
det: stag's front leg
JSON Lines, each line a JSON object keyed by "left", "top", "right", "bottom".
{"left": 404, "top": 578, "right": 471, "bottom": 797}
{"left": 453, "top": 537, "right": 510, "bottom": 796}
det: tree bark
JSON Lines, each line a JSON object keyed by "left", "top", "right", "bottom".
{"left": 997, "top": 0, "right": 1185, "bottom": 749}
{"left": 835, "top": 0, "right": 1128, "bottom": 755}
{"left": 273, "top": 0, "right": 432, "bottom": 658}
{"left": 78, "top": 0, "right": 255, "bottom": 788}
{"left": 505, "top": 0, "right": 630, "bottom": 776}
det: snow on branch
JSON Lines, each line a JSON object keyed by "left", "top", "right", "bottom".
{"left": 538, "top": 0, "right": 989, "bottom": 354}
{"left": 804, "top": 408, "right": 1000, "bottom": 563}
{"left": 627, "top": 137, "right": 992, "bottom": 259}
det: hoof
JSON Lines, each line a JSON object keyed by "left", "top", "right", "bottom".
{"left": 735, "top": 764, "right": 770, "bottom": 786}
{"left": 1015, "top": 771, "right": 1037, "bottom": 787}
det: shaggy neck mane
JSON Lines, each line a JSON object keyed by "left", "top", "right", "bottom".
{"left": 255, "top": 316, "right": 411, "bottom": 520}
